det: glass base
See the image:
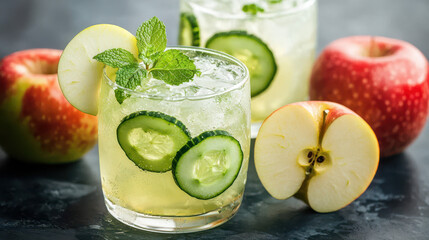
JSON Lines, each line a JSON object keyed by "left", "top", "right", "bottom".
{"left": 251, "top": 122, "right": 262, "bottom": 139}
{"left": 104, "top": 196, "right": 242, "bottom": 233}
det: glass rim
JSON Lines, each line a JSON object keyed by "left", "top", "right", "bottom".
{"left": 103, "top": 46, "right": 249, "bottom": 102}
{"left": 187, "top": 0, "right": 316, "bottom": 19}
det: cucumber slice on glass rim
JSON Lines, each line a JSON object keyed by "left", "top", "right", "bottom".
{"left": 117, "top": 111, "right": 191, "bottom": 173}
{"left": 206, "top": 31, "right": 277, "bottom": 97}
{"left": 178, "top": 13, "right": 200, "bottom": 46}
{"left": 172, "top": 130, "right": 243, "bottom": 200}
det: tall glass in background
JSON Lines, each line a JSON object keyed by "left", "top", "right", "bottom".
{"left": 179, "top": 0, "right": 317, "bottom": 137}
{"left": 98, "top": 47, "right": 250, "bottom": 233}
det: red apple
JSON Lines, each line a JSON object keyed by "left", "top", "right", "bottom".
{"left": 0, "top": 49, "right": 98, "bottom": 163}
{"left": 309, "top": 36, "right": 429, "bottom": 157}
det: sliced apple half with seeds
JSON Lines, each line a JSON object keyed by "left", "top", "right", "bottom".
{"left": 58, "top": 24, "right": 138, "bottom": 115}
{"left": 254, "top": 101, "right": 379, "bottom": 213}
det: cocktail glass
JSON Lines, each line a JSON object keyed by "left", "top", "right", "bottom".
{"left": 179, "top": 0, "right": 317, "bottom": 137}
{"left": 98, "top": 46, "right": 250, "bottom": 233}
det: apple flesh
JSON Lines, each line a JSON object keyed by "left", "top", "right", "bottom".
{"left": 309, "top": 36, "right": 429, "bottom": 157}
{"left": 0, "top": 49, "right": 98, "bottom": 163}
{"left": 254, "top": 101, "right": 379, "bottom": 213}
{"left": 58, "top": 24, "right": 138, "bottom": 115}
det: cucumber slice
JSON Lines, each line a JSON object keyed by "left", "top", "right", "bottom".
{"left": 117, "top": 111, "right": 191, "bottom": 172}
{"left": 178, "top": 13, "right": 200, "bottom": 46}
{"left": 206, "top": 31, "right": 277, "bottom": 97}
{"left": 172, "top": 130, "right": 243, "bottom": 200}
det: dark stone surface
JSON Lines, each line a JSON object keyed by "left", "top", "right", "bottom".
{"left": 1, "top": 0, "right": 429, "bottom": 239}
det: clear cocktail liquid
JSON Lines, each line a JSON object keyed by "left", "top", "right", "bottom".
{"left": 98, "top": 47, "right": 250, "bottom": 232}
{"left": 179, "top": 0, "right": 317, "bottom": 136}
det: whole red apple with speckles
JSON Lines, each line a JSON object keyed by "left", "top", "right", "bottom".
{"left": 0, "top": 49, "right": 97, "bottom": 163}
{"left": 310, "top": 36, "right": 429, "bottom": 157}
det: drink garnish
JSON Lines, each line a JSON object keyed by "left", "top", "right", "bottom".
{"left": 242, "top": 0, "right": 284, "bottom": 15}
{"left": 242, "top": 4, "right": 264, "bottom": 15}
{"left": 93, "top": 17, "right": 200, "bottom": 103}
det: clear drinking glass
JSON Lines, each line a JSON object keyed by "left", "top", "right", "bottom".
{"left": 179, "top": 0, "right": 317, "bottom": 137}
{"left": 98, "top": 46, "right": 250, "bottom": 233}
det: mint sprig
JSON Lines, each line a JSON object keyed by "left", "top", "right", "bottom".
{"left": 114, "top": 89, "right": 129, "bottom": 104}
{"left": 136, "top": 17, "right": 167, "bottom": 64}
{"left": 93, "top": 48, "right": 137, "bottom": 68}
{"left": 151, "top": 50, "right": 198, "bottom": 85}
{"left": 116, "top": 64, "right": 148, "bottom": 89}
{"left": 93, "top": 16, "right": 199, "bottom": 104}
{"left": 242, "top": 4, "right": 264, "bottom": 15}
{"left": 114, "top": 64, "right": 147, "bottom": 104}
{"left": 267, "top": 0, "right": 282, "bottom": 3}
{"left": 242, "top": 0, "right": 284, "bottom": 15}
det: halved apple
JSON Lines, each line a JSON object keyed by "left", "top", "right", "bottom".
{"left": 254, "top": 101, "right": 379, "bottom": 213}
{"left": 58, "top": 24, "right": 138, "bottom": 115}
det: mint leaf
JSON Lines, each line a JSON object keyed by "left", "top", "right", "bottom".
{"left": 114, "top": 89, "right": 130, "bottom": 104}
{"left": 93, "top": 48, "right": 137, "bottom": 68}
{"left": 114, "top": 64, "right": 147, "bottom": 103}
{"left": 267, "top": 0, "right": 282, "bottom": 3}
{"left": 136, "top": 16, "right": 167, "bottom": 63}
{"left": 242, "top": 4, "right": 264, "bottom": 15}
{"left": 116, "top": 63, "right": 147, "bottom": 89}
{"left": 150, "top": 49, "right": 198, "bottom": 85}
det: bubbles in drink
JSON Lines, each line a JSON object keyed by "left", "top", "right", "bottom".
{"left": 134, "top": 51, "right": 245, "bottom": 99}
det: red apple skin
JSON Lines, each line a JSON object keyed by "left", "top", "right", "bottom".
{"left": 285, "top": 101, "right": 376, "bottom": 147}
{"left": 291, "top": 101, "right": 356, "bottom": 124}
{"left": 309, "top": 36, "right": 429, "bottom": 157}
{"left": 0, "top": 49, "right": 98, "bottom": 163}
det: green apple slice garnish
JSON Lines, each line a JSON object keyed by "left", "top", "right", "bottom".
{"left": 58, "top": 24, "right": 138, "bottom": 115}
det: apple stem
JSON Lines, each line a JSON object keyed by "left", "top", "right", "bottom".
{"left": 318, "top": 109, "right": 329, "bottom": 146}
